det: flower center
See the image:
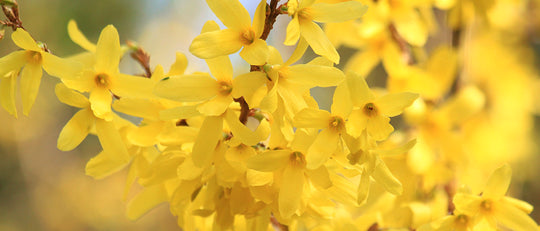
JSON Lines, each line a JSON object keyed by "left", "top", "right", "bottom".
{"left": 347, "top": 150, "right": 364, "bottom": 165}
{"left": 95, "top": 73, "right": 110, "bottom": 88}
{"left": 329, "top": 116, "right": 345, "bottom": 132}
{"left": 454, "top": 214, "right": 469, "bottom": 227}
{"left": 363, "top": 102, "right": 378, "bottom": 118}
{"left": 26, "top": 51, "right": 42, "bottom": 64}
{"left": 480, "top": 199, "right": 493, "bottom": 212}
{"left": 217, "top": 81, "right": 233, "bottom": 96}
{"left": 290, "top": 151, "right": 306, "bottom": 168}
{"left": 240, "top": 29, "right": 256, "bottom": 45}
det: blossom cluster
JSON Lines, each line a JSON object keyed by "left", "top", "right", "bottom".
{"left": 0, "top": 0, "right": 539, "bottom": 230}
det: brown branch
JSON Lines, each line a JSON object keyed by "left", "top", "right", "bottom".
{"left": 1, "top": 0, "right": 24, "bottom": 30}
{"left": 388, "top": 23, "right": 413, "bottom": 65}
{"left": 236, "top": 0, "right": 284, "bottom": 125}
{"left": 126, "top": 40, "right": 152, "bottom": 78}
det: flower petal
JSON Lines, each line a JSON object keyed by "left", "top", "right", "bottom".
{"left": 376, "top": 92, "right": 419, "bottom": 117}
{"left": 0, "top": 50, "right": 27, "bottom": 76}
{"left": 247, "top": 150, "right": 290, "bottom": 172}
{"left": 85, "top": 150, "right": 129, "bottom": 179}
{"left": 159, "top": 105, "right": 201, "bottom": 121}
{"left": 285, "top": 16, "right": 301, "bottom": 46}
{"left": 357, "top": 169, "right": 371, "bottom": 205}
{"left": 167, "top": 52, "right": 188, "bottom": 76}
{"left": 113, "top": 73, "right": 155, "bottom": 99}
{"left": 345, "top": 72, "right": 374, "bottom": 106}
{"left": 95, "top": 25, "right": 121, "bottom": 73}
{"left": 42, "top": 52, "right": 83, "bottom": 79}
{"left": 483, "top": 164, "right": 512, "bottom": 199}
{"left": 67, "top": 20, "right": 96, "bottom": 52}
{"left": 283, "top": 38, "right": 309, "bottom": 66}
{"left": 286, "top": 64, "right": 345, "bottom": 87}
{"left": 190, "top": 29, "right": 244, "bottom": 59}
{"left": 11, "top": 29, "right": 40, "bottom": 51}
{"left": 20, "top": 62, "right": 43, "bottom": 116}
{"left": 299, "top": 20, "right": 339, "bottom": 64}
{"left": 253, "top": 0, "right": 267, "bottom": 37}
{"left": 224, "top": 109, "right": 263, "bottom": 146}
{"left": 331, "top": 80, "right": 352, "bottom": 118}
{"left": 279, "top": 164, "right": 305, "bottom": 218}
{"left": 54, "top": 83, "right": 89, "bottom": 108}
{"left": 89, "top": 87, "right": 113, "bottom": 121}
{"left": 306, "top": 129, "right": 339, "bottom": 169}
{"left": 231, "top": 71, "right": 267, "bottom": 107}
{"left": 311, "top": 2, "right": 368, "bottom": 23}
{"left": 126, "top": 184, "right": 168, "bottom": 220}
{"left": 371, "top": 159, "right": 402, "bottom": 195}
{"left": 206, "top": 0, "right": 251, "bottom": 30}
{"left": 367, "top": 115, "right": 393, "bottom": 141}
{"left": 0, "top": 71, "right": 18, "bottom": 117}
{"left": 293, "top": 108, "right": 332, "bottom": 129}
{"left": 57, "top": 108, "right": 93, "bottom": 151}
{"left": 206, "top": 56, "right": 233, "bottom": 82}
{"left": 494, "top": 201, "right": 540, "bottom": 231}
{"left": 306, "top": 166, "right": 332, "bottom": 189}
{"left": 197, "top": 95, "right": 231, "bottom": 116}
{"left": 154, "top": 73, "right": 217, "bottom": 102}
{"left": 95, "top": 118, "right": 130, "bottom": 163}
{"left": 239, "top": 39, "right": 269, "bottom": 65}
{"left": 192, "top": 116, "right": 223, "bottom": 167}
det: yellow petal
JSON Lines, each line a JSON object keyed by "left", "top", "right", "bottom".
{"left": 127, "top": 122, "right": 163, "bottom": 147}
{"left": 190, "top": 29, "right": 244, "bottom": 59}
{"left": 367, "top": 115, "right": 393, "bottom": 141}
{"left": 167, "top": 52, "right": 188, "bottom": 76}
{"left": 294, "top": 108, "right": 332, "bottom": 129}
{"left": 20, "top": 62, "right": 42, "bottom": 116}
{"left": 206, "top": 55, "right": 233, "bottom": 82}
{"left": 159, "top": 105, "right": 201, "bottom": 121}
{"left": 67, "top": 20, "right": 96, "bottom": 52}
{"left": 277, "top": 85, "right": 308, "bottom": 115}
{"left": 311, "top": 2, "right": 368, "bottom": 23}
{"left": 494, "top": 201, "right": 540, "bottom": 231}
{"left": 177, "top": 157, "right": 204, "bottom": 180}
{"left": 357, "top": 169, "right": 371, "bottom": 205}
{"left": 57, "top": 108, "right": 93, "bottom": 151}
{"left": 345, "top": 72, "right": 375, "bottom": 106}
{"left": 85, "top": 150, "right": 129, "bottom": 179}
{"left": 11, "top": 29, "right": 40, "bottom": 51}
{"left": 0, "top": 50, "right": 27, "bottom": 76}
{"left": 42, "top": 52, "right": 83, "bottom": 79}
{"left": 247, "top": 150, "right": 290, "bottom": 172}
{"left": 95, "top": 118, "right": 130, "bottom": 163}
{"left": 62, "top": 69, "right": 95, "bottom": 93}
{"left": 299, "top": 20, "right": 339, "bottom": 64}
{"left": 306, "top": 166, "right": 332, "bottom": 189}
{"left": 54, "top": 83, "right": 89, "bottom": 108}
{"left": 286, "top": 64, "right": 345, "bottom": 87}
{"left": 453, "top": 193, "right": 481, "bottom": 215}
{"left": 253, "top": 0, "right": 267, "bottom": 37}
{"left": 393, "top": 12, "right": 428, "bottom": 47}
{"left": 283, "top": 37, "right": 308, "bottom": 66}
{"left": 259, "top": 78, "right": 279, "bottom": 113}
{"left": 126, "top": 184, "right": 168, "bottom": 220}
{"left": 89, "top": 87, "right": 113, "bottom": 121}
{"left": 192, "top": 116, "right": 223, "bottom": 167}
{"left": 112, "top": 98, "right": 162, "bottom": 120}
{"left": 483, "top": 164, "right": 511, "bottom": 199}
{"left": 299, "top": 0, "right": 316, "bottom": 8}
{"left": 246, "top": 169, "right": 273, "bottom": 186}
{"left": 279, "top": 164, "right": 304, "bottom": 218}
{"left": 376, "top": 92, "right": 419, "bottom": 117}
{"left": 154, "top": 74, "right": 217, "bottom": 102}
{"left": 331, "top": 80, "right": 352, "bottom": 118}
{"left": 231, "top": 71, "right": 267, "bottom": 107}
{"left": 113, "top": 73, "right": 155, "bottom": 99}
{"left": 285, "top": 16, "right": 301, "bottom": 46}
{"left": 371, "top": 159, "right": 402, "bottom": 195}
{"left": 201, "top": 20, "right": 221, "bottom": 33}
{"left": 502, "top": 197, "right": 534, "bottom": 214}
{"left": 95, "top": 25, "right": 121, "bottom": 73}
{"left": 0, "top": 71, "right": 18, "bottom": 117}
{"left": 224, "top": 109, "right": 263, "bottom": 146}
{"left": 239, "top": 39, "right": 269, "bottom": 65}
{"left": 306, "top": 129, "right": 339, "bottom": 169}
{"left": 197, "top": 95, "right": 231, "bottom": 116}
{"left": 206, "top": 0, "right": 251, "bottom": 30}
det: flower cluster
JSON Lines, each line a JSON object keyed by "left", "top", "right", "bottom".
{"left": 1, "top": 0, "right": 539, "bottom": 230}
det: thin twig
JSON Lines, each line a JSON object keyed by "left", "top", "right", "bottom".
{"left": 126, "top": 40, "right": 152, "bottom": 78}
{"left": 388, "top": 23, "right": 413, "bottom": 65}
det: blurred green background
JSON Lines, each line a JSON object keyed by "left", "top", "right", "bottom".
{"left": 0, "top": 0, "right": 539, "bottom": 230}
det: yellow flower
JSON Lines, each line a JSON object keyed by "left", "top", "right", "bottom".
{"left": 189, "top": 0, "right": 269, "bottom": 65}
{"left": 54, "top": 83, "right": 131, "bottom": 178}
{"left": 284, "top": 0, "right": 368, "bottom": 64}
{"left": 345, "top": 72, "right": 418, "bottom": 140}
{"left": 247, "top": 130, "right": 332, "bottom": 219}
{"left": 0, "top": 29, "right": 81, "bottom": 115}
{"left": 453, "top": 164, "right": 539, "bottom": 231}
{"left": 63, "top": 24, "right": 154, "bottom": 121}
